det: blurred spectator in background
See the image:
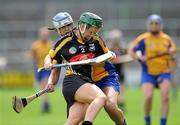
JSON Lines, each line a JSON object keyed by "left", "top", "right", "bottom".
{"left": 129, "top": 14, "right": 176, "bottom": 125}
{"left": 30, "top": 27, "right": 53, "bottom": 113}
{"left": 106, "top": 29, "right": 127, "bottom": 111}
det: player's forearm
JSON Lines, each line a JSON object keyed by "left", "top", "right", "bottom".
{"left": 44, "top": 54, "right": 52, "bottom": 64}
{"left": 128, "top": 49, "right": 139, "bottom": 59}
{"left": 48, "top": 68, "right": 60, "bottom": 85}
{"left": 169, "top": 47, "right": 177, "bottom": 59}
{"left": 48, "top": 58, "right": 60, "bottom": 85}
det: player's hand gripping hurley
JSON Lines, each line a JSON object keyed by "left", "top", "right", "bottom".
{"left": 38, "top": 51, "right": 116, "bottom": 72}
{"left": 12, "top": 51, "right": 115, "bottom": 113}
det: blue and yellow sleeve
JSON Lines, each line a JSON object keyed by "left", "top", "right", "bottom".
{"left": 130, "top": 35, "right": 146, "bottom": 55}
{"left": 161, "top": 33, "right": 176, "bottom": 53}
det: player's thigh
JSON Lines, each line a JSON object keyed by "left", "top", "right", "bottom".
{"left": 142, "top": 83, "right": 154, "bottom": 99}
{"left": 39, "top": 71, "right": 51, "bottom": 88}
{"left": 102, "top": 87, "right": 119, "bottom": 104}
{"left": 40, "top": 78, "right": 48, "bottom": 88}
{"left": 68, "top": 102, "right": 88, "bottom": 121}
{"left": 74, "top": 83, "right": 106, "bottom": 104}
{"left": 159, "top": 80, "right": 171, "bottom": 98}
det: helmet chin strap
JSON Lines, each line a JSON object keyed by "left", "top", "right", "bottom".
{"left": 78, "top": 24, "right": 86, "bottom": 34}
{"left": 56, "top": 28, "right": 62, "bottom": 35}
{"left": 78, "top": 23, "right": 87, "bottom": 41}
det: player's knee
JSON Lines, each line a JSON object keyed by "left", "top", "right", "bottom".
{"left": 96, "top": 94, "right": 107, "bottom": 106}
{"left": 144, "top": 94, "right": 153, "bottom": 102}
{"left": 162, "top": 95, "right": 169, "bottom": 104}
{"left": 104, "top": 99, "right": 117, "bottom": 112}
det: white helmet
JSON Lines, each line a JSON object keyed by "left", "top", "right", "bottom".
{"left": 52, "top": 12, "right": 73, "bottom": 29}
{"left": 147, "top": 14, "right": 163, "bottom": 29}
{"left": 108, "top": 29, "right": 123, "bottom": 41}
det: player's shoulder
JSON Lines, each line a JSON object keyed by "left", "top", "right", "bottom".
{"left": 93, "top": 35, "right": 101, "bottom": 41}
{"left": 93, "top": 35, "right": 106, "bottom": 44}
{"left": 94, "top": 35, "right": 105, "bottom": 41}
{"left": 31, "top": 40, "right": 41, "bottom": 48}
{"left": 33, "top": 40, "right": 41, "bottom": 45}
{"left": 160, "top": 32, "right": 173, "bottom": 41}
{"left": 53, "top": 32, "right": 73, "bottom": 48}
{"left": 135, "top": 32, "right": 150, "bottom": 42}
{"left": 48, "top": 40, "right": 54, "bottom": 45}
{"left": 93, "top": 35, "right": 109, "bottom": 52}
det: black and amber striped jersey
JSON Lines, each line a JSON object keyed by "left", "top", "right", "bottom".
{"left": 49, "top": 30, "right": 116, "bottom": 81}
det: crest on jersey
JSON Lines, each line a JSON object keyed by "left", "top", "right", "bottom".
{"left": 147, "top": 43, "right": 153, "bottom": 48}
{"left": 69, "top": 47, "right": 77, "bottom": 54}
{"left": 89, "top": 43, "right": 95, "bottom": 51}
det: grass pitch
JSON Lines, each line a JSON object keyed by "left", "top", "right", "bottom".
{"left": 0, "top": 87, "right": 179, "bottom": 125}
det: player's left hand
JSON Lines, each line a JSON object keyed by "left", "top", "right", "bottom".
{"left": 45, "top": 83, "right": 55, "bottom": 93}
{"left": 44, "top": 62, "right": 53, "bottom": 70}
{"left": 169, "top": 47, "right": 176, "bottom": 55}
{"left": 109, "top": 51, "right": 116, "bottom": 59}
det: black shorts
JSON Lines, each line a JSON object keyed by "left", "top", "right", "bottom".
{"left": 62, "top": 74, "right": 93, "bottom": 117}
{"left": 118, "top": 73, "right": 125, "bottom": 84}
{"left": 114, "top": 64, "right": 125, "bottom": 83}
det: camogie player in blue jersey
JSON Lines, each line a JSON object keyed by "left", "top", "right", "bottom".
{"left": 129, "top": 14, "right": 176, "bottom": 125}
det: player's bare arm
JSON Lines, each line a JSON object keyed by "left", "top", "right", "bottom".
{"left": 44, "top": 54, "right": 53, "bottom": 70}
{"left": 45, "top": 60, "right": 60, "bottom": 92}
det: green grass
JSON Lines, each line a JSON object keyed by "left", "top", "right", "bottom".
{"left": 0, "top": 87, "right": 179, "bottom": 125}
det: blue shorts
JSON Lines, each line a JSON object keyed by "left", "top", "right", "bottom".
{"left": 141, "top": 72, "right": 172, "bottom": 86}
{"left": 35, "top": 70, "right": 51, "bottom": 82}
{"left": 95, "top": 73, "right": 120, "bottom": 92}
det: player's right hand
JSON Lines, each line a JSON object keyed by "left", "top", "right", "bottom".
{"left": 45, "top": 83, "right": 55, "bottom": 93}
{"left": 44, "top": 62, "right": 53, "bottom": 70}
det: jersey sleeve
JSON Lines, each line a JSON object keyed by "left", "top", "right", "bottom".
{"left": 30, "top": 41, "right": 37, "bottom": 51}
{"left": 95, "top": 36, "right": 109, "bottom": 53}
{"left": 49, "top": 37, "right": 72, "bottom": 63}
{"left": 168, "top": 36, "right": 176, "bottom": 52}
{"left": 129, "top": 36, "right": 146, "bottom": 55}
